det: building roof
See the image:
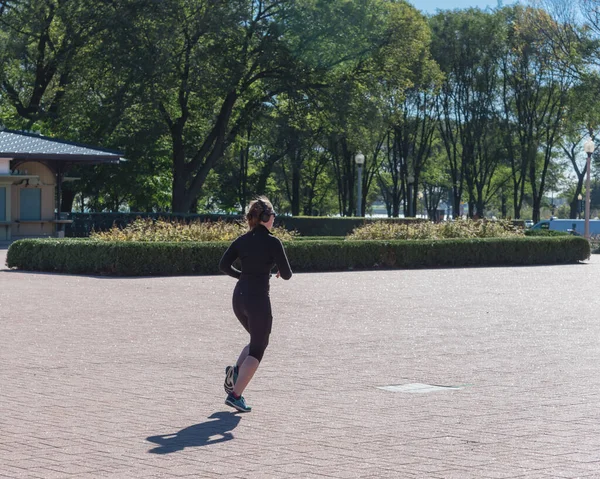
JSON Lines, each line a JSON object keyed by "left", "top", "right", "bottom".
{"left": 0, "top": 128, "right": 123, "bottom": 163}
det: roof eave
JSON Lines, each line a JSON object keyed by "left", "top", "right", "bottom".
{"left": 7, "top": 154, "right": 122, "bottom": 163}
{"left": 1, "top": 128, "right": 124, "bottom": 156}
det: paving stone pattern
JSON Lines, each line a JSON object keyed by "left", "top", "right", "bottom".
{"left": 2, "top": 249, "right": 600, "bottom": 478}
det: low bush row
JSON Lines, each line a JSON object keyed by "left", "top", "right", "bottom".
{"left": 348, "top": 219, "right": 522, "bottom": 240}
{"left": 276, "top": 216, "right": 425, "bottom": 237}
{"left": 88, "top": 217, "right": 526, "bottom": 243}
{"left": 6, "top": 236, "right": 590, "bottom": 276}
{"left": 90, "top": 218, "right": 297, "bottom": 242}
{"left": 65, "top": 212, "right": 425, "bottom": 238}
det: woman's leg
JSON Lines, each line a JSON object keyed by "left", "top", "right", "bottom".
{"left": 233, "top": 296, "right": 272, "bottom": 397}
{"left": 226, "top": 285, "right": 250, "bottom": 394}
{"left": 231, "top": 285, "right": 250, "bottom": 368}
{"left": 236, "top": 344, "right": 250, "bottom": 368}
{"left": 233, "top": 356, "right": 260, "bottom": 396}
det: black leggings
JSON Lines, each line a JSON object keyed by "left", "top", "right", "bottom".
{"left": 232, "top": 282, "right": 272, "bottom": 362}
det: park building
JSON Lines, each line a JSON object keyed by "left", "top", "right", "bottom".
{"left": 0, "top": 128, "right": 123, "bottom": 241}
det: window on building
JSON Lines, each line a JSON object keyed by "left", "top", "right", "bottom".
{"left": 20, "top": 188, "right": 41, "bottom": 221}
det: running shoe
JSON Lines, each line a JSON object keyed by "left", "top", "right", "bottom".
{"left": 224, "top": 365, "right": 238, "bottom": 394}
{"left": 225, "top": 393, "right": 251, "bottom": 412}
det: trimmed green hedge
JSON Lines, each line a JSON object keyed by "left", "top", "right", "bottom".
{"left": 524, "top": 229, "right": 570, "bottom": 237}
{"left": 293, "top": 236, "right": 344, "bottom": 241}
{"left": 6, "top": 236, "right": 590, "bottom": 276}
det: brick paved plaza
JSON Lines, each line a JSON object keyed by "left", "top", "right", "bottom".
{"left": 2, "top": 247, "right": 600, "bottom": 478}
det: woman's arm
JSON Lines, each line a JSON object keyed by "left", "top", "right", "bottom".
{"left": 219, "top": 241, "right": 242, "bottom": 279}
{"left": 273, "top": 238, "right": 293, "bottom": 280}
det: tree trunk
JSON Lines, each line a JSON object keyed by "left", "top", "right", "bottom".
{"left": 291, "top": 149, "right": 301, "bottom": 216}
{"left": 171, "top": 144, "right": 187, "bottom": 212}
{"left": 571, "top": 180, "right": 585, "bottom": 219}
{"left": 452, "top": 188, "right": 462, "bottom": 219}
{"left": 475, "top": 186, "right": 485, "bottom": 218}
{"left": 256, "top": 153, "right": 282, "bottom": 195}
{"left": 238, "top": 126, "right": 251, "bottom": 214}
{"left": 389, "top": 132, "right": 402, "bottom": 217}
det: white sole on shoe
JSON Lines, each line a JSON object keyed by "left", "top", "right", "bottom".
{"left": 224, "top": 366, "right": 235, "bottom": 394}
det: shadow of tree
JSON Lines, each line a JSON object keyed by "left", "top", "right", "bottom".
{"left": 146, "top": 411, "right": 241, "bottom": 454}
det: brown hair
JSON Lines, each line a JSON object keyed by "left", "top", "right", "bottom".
{"left": 246, "top": 196, "right": 274, "bottom": 229}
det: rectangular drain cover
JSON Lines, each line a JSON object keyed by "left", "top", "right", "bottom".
{"left": 378, "top": 383, "right": 465, "bottom": 393}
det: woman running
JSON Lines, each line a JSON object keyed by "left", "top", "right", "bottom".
{"left": 219, "top": 197, "right": 293, "bottom": 412}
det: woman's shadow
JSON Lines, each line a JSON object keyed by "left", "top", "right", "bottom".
{"left": 146, "top": 411, "right": 241, "bottom": 454}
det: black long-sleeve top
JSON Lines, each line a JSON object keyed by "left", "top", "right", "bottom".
{"left": 219, "top": 225, "right": 293, "bottom": 286}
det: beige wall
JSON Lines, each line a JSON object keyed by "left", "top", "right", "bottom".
{"left": 11, "top": 162, "right": 56, "bottom": 238}
{"left": 16, "top": 162, "right": 56, "bottom": 186}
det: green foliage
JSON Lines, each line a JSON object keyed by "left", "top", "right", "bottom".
{"left": 6, "top": 236, "right": 590, "bottom": 276}
{"left": 590, "top": 236, "right": 600, "bottom": 254}
{"left": 89, "top": 218, "right": 296, "bottom": 242}
{"left": 347, "top": 219, "right": 523, "bottom": 240}
{"left": 275, "top": 216, "right": 425, "bottom": 237}
{"left": 6, "top": 239, "right": 226, "bottom": 276}
{"left": 0, "top": 2, "right": 593, "bottom": 220}
{"left": 293, "top": 236, "right": 343, "bottom": 241}
{"left": 430, "top": 8, "right": 511, "bottom": 219}
{"left": 0, "top": 0, "right": 116, "bottom": 126}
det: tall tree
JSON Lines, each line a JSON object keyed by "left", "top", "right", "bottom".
{"left": 558, "top": 78, "right": 600, "bottom": 217}
{"left": 431, "top": 8, "right": 505, "bottom": 218}
{"left": 122, "top": 0, "right": 405, "bottom": 213}
{"left": 0, "top": 0, "right": 117, "bottom": 128}
{"left": 392, "top": 87, "right": 439, "bottom": 217}
{"left": 324, "top": 0, "right": 435, "bottom": 216}
{"left": 501, "top": 6, "right": 574, "bottom": 222}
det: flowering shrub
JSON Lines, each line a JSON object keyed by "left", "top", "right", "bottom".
{"left": 90, "top": 218, "right": 297, "bottom": 242}
{"left": 346, "top": 219, "right": 524, "bottom": 240}
{"left": 590, "top": 234, "right": 600, "bottom": 254}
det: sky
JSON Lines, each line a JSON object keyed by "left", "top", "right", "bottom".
{"left": 408, "top": 0, "right": 517, "bottom": 14}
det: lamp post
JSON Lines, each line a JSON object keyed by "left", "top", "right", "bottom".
{"left": 355, "top": 152, "right": 365, "bottom": 217}
{"left": 584, "top": 138, "right": 595, "bottom": 239}
{"left": 407, "top": 175, "right": 414, "bottom": 217}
